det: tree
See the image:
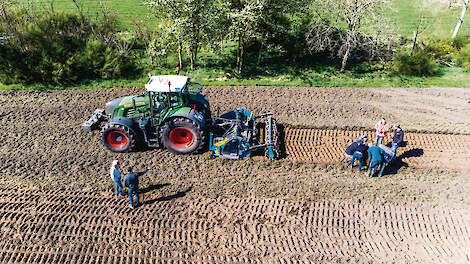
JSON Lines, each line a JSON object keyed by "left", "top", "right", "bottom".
{"left": 146, "top": 0, "right": 213, "bottom": 70}
{"left": 306, "top": 0, "right": 393, "bottom": 72}
{"left": 452, "top": 0, "right": 469, "bottom": 39}
{"left": 224, "top": 0, "right": 266, "bottom": 74}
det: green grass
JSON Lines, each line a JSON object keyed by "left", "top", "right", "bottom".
{"left": 18, "top": 0, "right": 154, "bottom": 29}
{"left": 391, "top": 0, "right": 470, "bottom": 38}
{"left": 2, "top": 65, "right": 468, "bottom": 90}
{"left": 20, "top": 0, "right": 470, "bottom": 37}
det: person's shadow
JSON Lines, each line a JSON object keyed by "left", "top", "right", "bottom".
{"left": 384, "top": 146, "right": 424, "bottom": 175}
{"left": 143, "top": 186, "right": 192, "bottom": 205}
{"left": 138, "top": 183, "right": 170, "bottom": 194}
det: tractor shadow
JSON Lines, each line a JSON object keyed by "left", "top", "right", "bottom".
{"left": 143, "top": 186, "right": 192, "bottom": 205}
{"left": 384, "top": 147, "right": 424, "bottom": 176}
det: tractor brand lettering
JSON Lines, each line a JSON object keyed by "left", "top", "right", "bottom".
{"left": 124, "top": 102, "right": 146, "bottom": 108}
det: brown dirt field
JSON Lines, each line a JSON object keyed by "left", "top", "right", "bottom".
{"left": 284, "top": 128, "right": 470, "bottom": 170}
{"left": 205, "top": 86, "right": 470, "bottom": 134}
{"left": 0, "top": 189, "right": 469, "bottom": 263}
{"left": 0, "top": 87, "right": 469, "bottom": 263}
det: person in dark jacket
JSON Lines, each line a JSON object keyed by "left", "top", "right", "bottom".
{"left": 345, "top": 135, "right": 368, "bottom": 161}
{"left": 350, "top": 139, "right": 369, "bottom": 172}
{"left": 124, "top": 166, "right": 149, "bottom": 209}
{"left": 391, "top": 125, "right": 404, "bottom": 151}
{"left": 367, "top": 145, "right": 386, "bottom": 177}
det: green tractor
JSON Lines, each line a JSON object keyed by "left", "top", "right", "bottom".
{"left": 82, "top": 75, "right": 210, "bottom": 154}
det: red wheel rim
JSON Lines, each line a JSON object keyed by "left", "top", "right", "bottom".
{"left": 169, "top": 127, "right": 194, "bottom": 148}
{"left": 106, "top": 131, "right": 128, "bottom": 150}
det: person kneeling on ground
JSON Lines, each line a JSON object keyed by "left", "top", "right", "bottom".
{"left": 367, "top": 144, "right": 387, "bottom": 177}
{"left": 345, "top": 135, "right": 368, "bottom": 162}
{"left": 124, "top": 166, "right": 149, "bottom": 209}
{"left": 350, "top": 138, "right": 369, "bottom": 172}
{"left": 392, "top": 125, "right": 404, "bottom": 151}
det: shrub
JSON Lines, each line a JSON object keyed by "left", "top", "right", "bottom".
{"left": 451, "top": 35, "right": 470, "bottom": 50}
{"left": 454, "top": 44, "right": 470, "bottom": 71}
{"left": 0, "top": 8, "right": 135, "bottom": 85}
{"left": 391, "top": 49, "right": 439, "bottom": 76}
{"left": 423, "top": 41, "right": 457, "bottom": 64}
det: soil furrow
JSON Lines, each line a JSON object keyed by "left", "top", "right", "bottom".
{"left": 283, "top": 128, "right": 470, "bottom": 169}
{"left": 0, "top": 190, "right": 469, "bottom": 263}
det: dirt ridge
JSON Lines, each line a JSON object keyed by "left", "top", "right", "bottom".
{"left": 283, "top": 127, "right": 470, "bottom": 170}
{"left": 0, "top": 190, "right": 469, "bottom": 263}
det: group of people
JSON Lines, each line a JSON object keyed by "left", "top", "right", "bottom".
{"left": 110, "top": 160, "right": 150, "bottom": 209}
{"left": 345, "top": 118, "right": 404, "bottom": 177}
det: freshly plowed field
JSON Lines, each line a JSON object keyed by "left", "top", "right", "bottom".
{"left": 284, "top": 128, "right": 470, "bottom": 169}
{"left": 1, "top": 87, "right": 469, "bottom": 263}
{"left": 0, "top": 189, "right": 469, "bottom": 263}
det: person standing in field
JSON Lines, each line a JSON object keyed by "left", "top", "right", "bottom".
{"left": 124, "top": 166, "right": 149, "bottom": 209}
{"left": 110, "top": 160, "right": 123, "bottom": 196}
{"left": 392, "top": 125, "right": 404, "bottom": 151}
{"left": 367, "top": 144, "right": 386, "bottom": 177}
{"left": 374, "top": 118, "right": 390, "bottom": 146}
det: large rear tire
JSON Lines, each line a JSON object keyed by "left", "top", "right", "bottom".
{"left": 101, "top": 123, "right": 136, "bottom": 153}
{"left": 161, "top": 118, "right": 204, "bottom": 155}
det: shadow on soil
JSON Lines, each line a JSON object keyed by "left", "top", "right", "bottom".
{"left": 139, "top": 183, "right": 170, "bottom": 194}
{"left": 385, "top": 147, "right": 424, "bottom": 176}
{"left": 143, "top": 186, "right": 193, "bottom": 205}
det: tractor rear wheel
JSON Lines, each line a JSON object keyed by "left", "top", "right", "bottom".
{"left": 100, "top": 123, "right": 136, "bottom": 153}
{"left": 161, "top": 118, "right": 204, "bottom": 155}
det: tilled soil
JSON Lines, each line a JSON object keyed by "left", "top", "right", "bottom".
{"left": 0, "top": 189, "right": 469, "bottom": 263}
{"left": 1, "top": 87, "right": 469, "bottom": 263}
{"left": 285, "top": 128, "right": 470, "bottom": 169}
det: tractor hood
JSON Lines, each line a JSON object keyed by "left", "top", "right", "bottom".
{"left": 105, "top": 97, "right": 125, "bottom": 114}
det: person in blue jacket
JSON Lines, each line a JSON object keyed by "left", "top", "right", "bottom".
{"left": 124, "top": 166, "right": 149, "bottom": 209}
{"left": 367, "top": 145, "right": 386, "bottom": 177}
{"left": 110, "top": 160, "right": 123, "bottom": 195}
{"left": 345, "top": 135, "right": 368, "bottom": 161}
{"left": 349, "top": 139, "right": 369, "bottom": 172}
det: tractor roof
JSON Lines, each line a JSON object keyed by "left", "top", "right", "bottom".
{"left": 145, "top": 75, "right": 190, "bottom": 93}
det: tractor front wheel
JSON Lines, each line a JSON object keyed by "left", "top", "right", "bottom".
{"left": 161, "top": 118, "right": 204, "bottom": 155}
{"left": 100, "top": 123, "right": 136, "bottom": 153}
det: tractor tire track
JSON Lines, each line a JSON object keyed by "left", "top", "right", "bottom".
{"left": 0, "top": 190, "right": 469, "bottom": 263}
{"left": 283, "top": 128, "right": 470, "bottom": 170}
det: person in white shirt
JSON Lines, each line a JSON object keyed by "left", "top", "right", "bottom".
{"left": 110, "top": 160, "right": 123, "bottom": 195}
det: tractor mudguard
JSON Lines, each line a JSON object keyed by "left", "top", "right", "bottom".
{"left": 109, "top": 117, "right": 138, "bottom": 136}
{"left": 164, "top": 107, "right": 206, "bottom": 128}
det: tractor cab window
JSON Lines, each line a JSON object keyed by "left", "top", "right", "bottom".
{"left": 168, "top": 93, "right": 180, "bottom": 107}
{"left": 186, "top": 82, "right": 202, "bottom": 93}
{"left": 152, "top": 92, "right": 168, "bottom": 112}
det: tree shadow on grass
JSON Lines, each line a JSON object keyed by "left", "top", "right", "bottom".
{"left": 384, "top": 148, "right": 424, "bottom": 176}
{"left": 144, "top": 186, "right": 193, "bottom": 205}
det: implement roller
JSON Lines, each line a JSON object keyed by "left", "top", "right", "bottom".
{"left": 209, "top": 108, "right": 280, "bottom": 160}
